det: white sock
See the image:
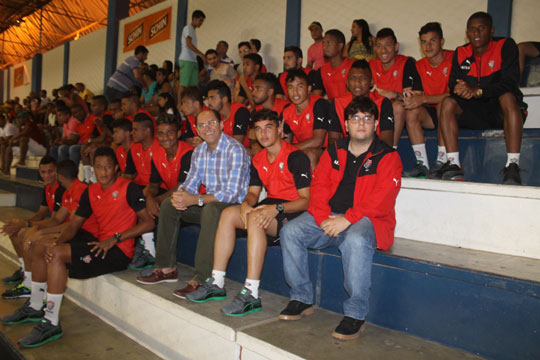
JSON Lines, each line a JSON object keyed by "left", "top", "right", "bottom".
{"left": 89, "top": 166, "right": 97, "bottom": 183}
{"left": 447, "top": 152, "right": 460, "bottom": 167}
{"left": 141, "top": 232, "right": 155, "bottom": 257}
{"left": 19, "top": 258, "right": 25, "bottom": 272}
{"left": 83, "top": 165, "right": 92, "bottom": 182}
{"left": 437, "top": 146, "right": 448, "bottom": 163}
{"left": 244, "top": 279, "right": 260, "bottom": 299}
{"left": 412, "top": 144, "right": 429, "bottom": 169}
{"left": 211, "top": 270, "right": 226, "bottom": 288}
{"left": 23, "top": 271, "right": 32, "bottom": 288}
{"left": 506, "top": 153, "right": 520, "bottom": 166}
{"left": 44, "top": 293, "right": 63, "bottom": 325}
{"left": 393, "top": 145, "right": 398, "bottom": 150}
{"left": 29, "top": 282, "right": 46, "bottom": 311}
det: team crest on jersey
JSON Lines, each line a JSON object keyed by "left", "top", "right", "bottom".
{"left": 112, "top": 190, "right": 119, "bottom": 200}
{"left": 279, "top": 162, "right": 284, "bottom": 171}
{"left": 306, "top": 113, "right": 311, "bottom": 123}
{"left": 488, "top": 60, "right": 495, "bottom": 69}
{"left": 364, "top": 159, "right": 372, "bottom": 171}
{"left": 443, "top": 67, "right": 448, "bottom": 75}
{"left": 81, "top": 255, "right": 92, "bottom": 264}
{"left": 392, "top": 70, "right": 398, "bottom": 78}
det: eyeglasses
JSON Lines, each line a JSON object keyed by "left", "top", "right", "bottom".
{"left": 197, "top": 120, "right": 218, "bottom": 129}
{"left": 348, "top": 115, "right": 375, "bottom": 124}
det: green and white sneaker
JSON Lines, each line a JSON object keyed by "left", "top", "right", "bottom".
{"left": 2, "top": 282, "right": 31, "bottom": 299}
{"left": 0, "top": 301, "right": 44, "bottom": 325}
{"left": 403, "top": 161, "right": 429, "bottom": 178}
{"left": 3, "top": 268, "right": 24, "bottom": 284}
{"left": 221, "top": 288, "right": 262, "bottom": 317}
{"left": 18, "top": 318, "right": 63, "bottom": 348}
{"left": 186, "top": 277, "right": 226, "bottom": 303}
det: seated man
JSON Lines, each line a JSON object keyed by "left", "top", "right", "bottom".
{"left": 310, "top": 29, "right": 354, "bottom": 100}
{"left": 3, "top": 112, "right": 47, "bottom": 173}
{"left": 402, "top": 22, "right": 453, "bottom": 178}
{"left": 216, "top": 40, "right": 234, "bottom": 66}
{"left": 206, "top": 80, "right": 250, "bottom": 147}
{"left": 136, "top": 110, "right": 250, "bottom": 302}
{"left": 49, "top": 107, "right": 80, "bottom": 162}
{"left": 111, "top": 118, "right": 133, "bottom": 174}
{"left": 0, "top": 114, "right": 18, "bottom": 170}
{"left": 281, "top": 69, "right": 329, "bottom": 167}
{"left": 181, "top": 86, "right": 207, "bottom": 147}
{"left": 277, "top": 46, "right": 312, "bottom": 100}
{"left": 439, "top": 12, "right": 527, "bottom": 184}
{"left": 123, "top": 113, "right": 159, "bottom": 188}
{"left": 1, "top": 156, "right": 63, "bottom": 288}
{"left": 2, "top": 160, "right": 95, "bottom": 300}
{"left": 278, "top": 97, "right": 402, "bottom": 340}
{"left": 121, "top": 94, "right": 155, "bottom": 130}
{"left": 235, "top": 53, "right": 263, "bottom": 107}
{"left": 0, "top": 147, "right": 154, "bottom": 347}
{"left": 204, "top": 49, "right": 236, "bottom": 89}
{"left": 187, "top": 109, "right": 311, "bottom": 316}
{"left": 370, "top": 28, "right": 422, "bottom": 147}
{"left": 327, "top": 59, "right": 394, "bottom": 147}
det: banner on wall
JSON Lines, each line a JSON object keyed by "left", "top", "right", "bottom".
{"left": 123, "top": 7, "right": 172, "bottom": 53}
{"left": 13, "top": 66, "right": 25, "bottom": 88}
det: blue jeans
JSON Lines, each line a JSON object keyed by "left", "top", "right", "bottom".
{"left": 280, "top": 212, "right": 376, "bottom": 320}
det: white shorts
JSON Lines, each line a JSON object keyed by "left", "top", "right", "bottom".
{"left": 12, "top": 138, "right": 47, "bottom": 157}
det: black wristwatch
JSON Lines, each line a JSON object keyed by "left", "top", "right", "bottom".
{"left": 113, "top": 233, "right": 122, "bottom": 243}
{"left": 276, "top": 204, "right": 285, "bottom": 214}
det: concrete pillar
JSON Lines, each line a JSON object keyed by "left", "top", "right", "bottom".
{"left": 285, "top": 0, "right": 301, "bottom": 47}
{"left": 63, "top": 42, "right": 70, "bottom": 85}
{"left": 31, "top": 53, "right": 42, "bottom": 94}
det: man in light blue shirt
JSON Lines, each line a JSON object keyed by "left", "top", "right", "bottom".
{"left": 178, "top": 10, "right": 206, "bottom": 94}
{"left": 137, "top": 109, "right": 251, "bottom": 300}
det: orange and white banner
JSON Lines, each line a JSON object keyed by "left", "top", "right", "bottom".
{"left": 13, "top": 66, "right": 25, "bottom": 88}
{"left": 123, "top": 7, "right": 172, "bottom": 53}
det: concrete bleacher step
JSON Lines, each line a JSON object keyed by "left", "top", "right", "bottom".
{"left": 0, "top": 174, "right": 44, "bottom": 212}
{"left": 0, "top": 230, "right": 482, "bottom": 360}
{"left": 0, "top": 190, "right": 16, "bottom": 207}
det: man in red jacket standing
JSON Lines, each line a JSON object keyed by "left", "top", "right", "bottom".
{"left": 278, "top": 96, "right": 402, "bottom": 341}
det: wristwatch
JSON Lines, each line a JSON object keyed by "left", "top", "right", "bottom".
{"left": 276, "top": 204, "right": 285, "bottom": 214}
{"left": 475, "top": 88, "right": 483, "bottom": 98}
{"left": 198, "top": 195, "right": 204, "bottom": 207}
{"left": 113, "top": 233, "right": 122, "bottom": 243}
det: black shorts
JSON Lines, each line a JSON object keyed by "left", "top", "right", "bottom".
{"left": 451, "top": 94, "right": 526, "bottom": 130}
{"left": 68, "top": 232, "right": 131, "bottom": 279}
{"left": 425, "top": 105, "right": 438, "bottom": 129}
{"left": 235, "top": 197, "right": 304, "bottom": 246}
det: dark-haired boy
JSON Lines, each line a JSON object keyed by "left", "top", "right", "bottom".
{"left": 111, "top": 118, "right": 133, "bottom": 173}
{"left": 181, "top": 86, "right": 208, "bottom": 147}
{"left": 402, "top": 22, "right": 453, "bottom": 178}
{"left": 279, "top": 97, "right": 402, "bottom": 341}
{"left": 439, "top": 12, "right": 527, "bottom": 185}
{"left": 328, "top": 60, "right": 394, "bottom": 147}
{"left": 281, "top": 69, "right": 329, "bottom": 167}
{"left": 370, "top": 28, "right": 422, "bottom": 147}
{"left": 277, "top": 46, "right": 312, "bottom": 100}
{"left": 236, "top": 53, "right": 263, "bottom": 107}
{"left": 4, "top": 112, "right": 46, "bottom": 172}
{"left": 179, "top": 10, "right": 206, "bottom": 94}
{"left": 1, "top": 147, "right": 154, "bottom": 347}
{"left": 123, "top": 113, "right": 158, "bottom": 187}
{"left": 187, "top": 109, "right": 311, "bottom": 316}
{"left": 310, "top": 29, "right": 354, "bottom": 100}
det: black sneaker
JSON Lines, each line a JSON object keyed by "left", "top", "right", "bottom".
{"left": 278, "top": 300, "right": 313, "bottom": 320}
{"left": 502, "top": 163, "right": 522, "bottom": 185}
{"left": 332, "top": 316, "right": 366, "bottom": 340}
{"left": 0, "top": 301, "right": 44, "bottom": 325}
{"left": 18, "top": 318, "right": 63, "bottom": 348}
{"left": 221, "top": 288, "right": 262, "bottom": 317}
{"left": 426, "top": 161, "right": 446, "bottom": 180}
{"left": 3, "top": 268, "right": 24, "bottom": 284}
{"left": 186, "top": 277, "right": 226, "bottom": 303}
{"left": 129, "top": 250, "right": 155, "bottom": 271}
{"left": 441, "top": 163, "right": 465, "bottom": 181}
{"left": 2, "top": 282, "right": 31, "bottom": 299}
{"left": 403, "top": 161, "right": 429, "bottom": 178}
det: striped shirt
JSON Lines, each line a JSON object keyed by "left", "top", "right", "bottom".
{"left": 180, "top": 133, "right": 250, "bottom": 203}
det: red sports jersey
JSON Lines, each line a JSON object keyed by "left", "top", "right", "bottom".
{"left": 116, "top": 145, "right": 129, "bottom": 173}
{"left": 151, "top": 141, "right": 193, "bottom": 190}
{"left": 332, "top": 91, "right": 387, "bottom": 137}
{"left": 222, "top": 102, "right": 250, "bottom": 147}
{"left": 87, "top": 178, "right": 137, "bottom": 258}
{"left": 129, "top": 139, "right": 159, "bottom": 186}
{"left": 416, "top": 50, "right": 454, "bottom": 98}
{"left": 279, "top": 68, "right": 312, "bottom": 100}
{"left": 126, "top": 109, "right": 156, "bottom": 135}
{"left": 281, "top": 94, "right": 327, "bottom": 145}
{"left": 370, "top": 55, "right": 410, "bottom": 93}
{"left": 78, "top": 114, "right": 98, "bottom": 144}
{"left": 252, "top": 140, "right": 305, "bottom": 201}
{"left": 61, "top": 179, "right": 99, "bottom": 235}
{"left": 320, "top": 57, "right": 354, "bottom": 99}
{"left": 44, "top": 182, "right": 60, "bottom": 213}
{"left": 186, "top": 105, "right": 210, "bottom": 138}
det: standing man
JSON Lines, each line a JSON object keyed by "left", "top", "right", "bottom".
{"left": 277, "top": 46, "right": 312, "bottom": 100}
{"left": 279, "top": 97, "right": 402, "bottom": 340}
{"left": 178, "top": 10, "right": 206, "bottom": 99}
{"left": 136, "top": 110, "right": 250, "bottom": 301}
{"left": 105, "top": 46, "right": 149, "bottom": 102}
{"left": 439, "top": 12, "right": 527, "bottom": 184}
{"left": 306, "top": 22, "right": 325, "bottom": 70}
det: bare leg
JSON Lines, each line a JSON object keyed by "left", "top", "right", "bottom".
{"left": 245, "top": 211, "right": 278, "bottom": 280}
{"left": 213, "top": 205, "right": 245, "bottom": 272}
{"left": 439, "top": 97, "right": 463, "bottom": 153}
{"left": 518, "top": 42, "right": 540, "bottom": 80}
{"left": 499, "top": 93, "right": 523, "bottom": 154}
{"left": 46, "top": 244, "right": 71, "bottom": 294}
{"left": 392, "top": 102, "right": 406, "bottom": 147}
{"left": 404, "top": 107, "right": 435, "bottom": 146}
{"left": 15, "top": 137, "right": 29, "bottom": 166}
